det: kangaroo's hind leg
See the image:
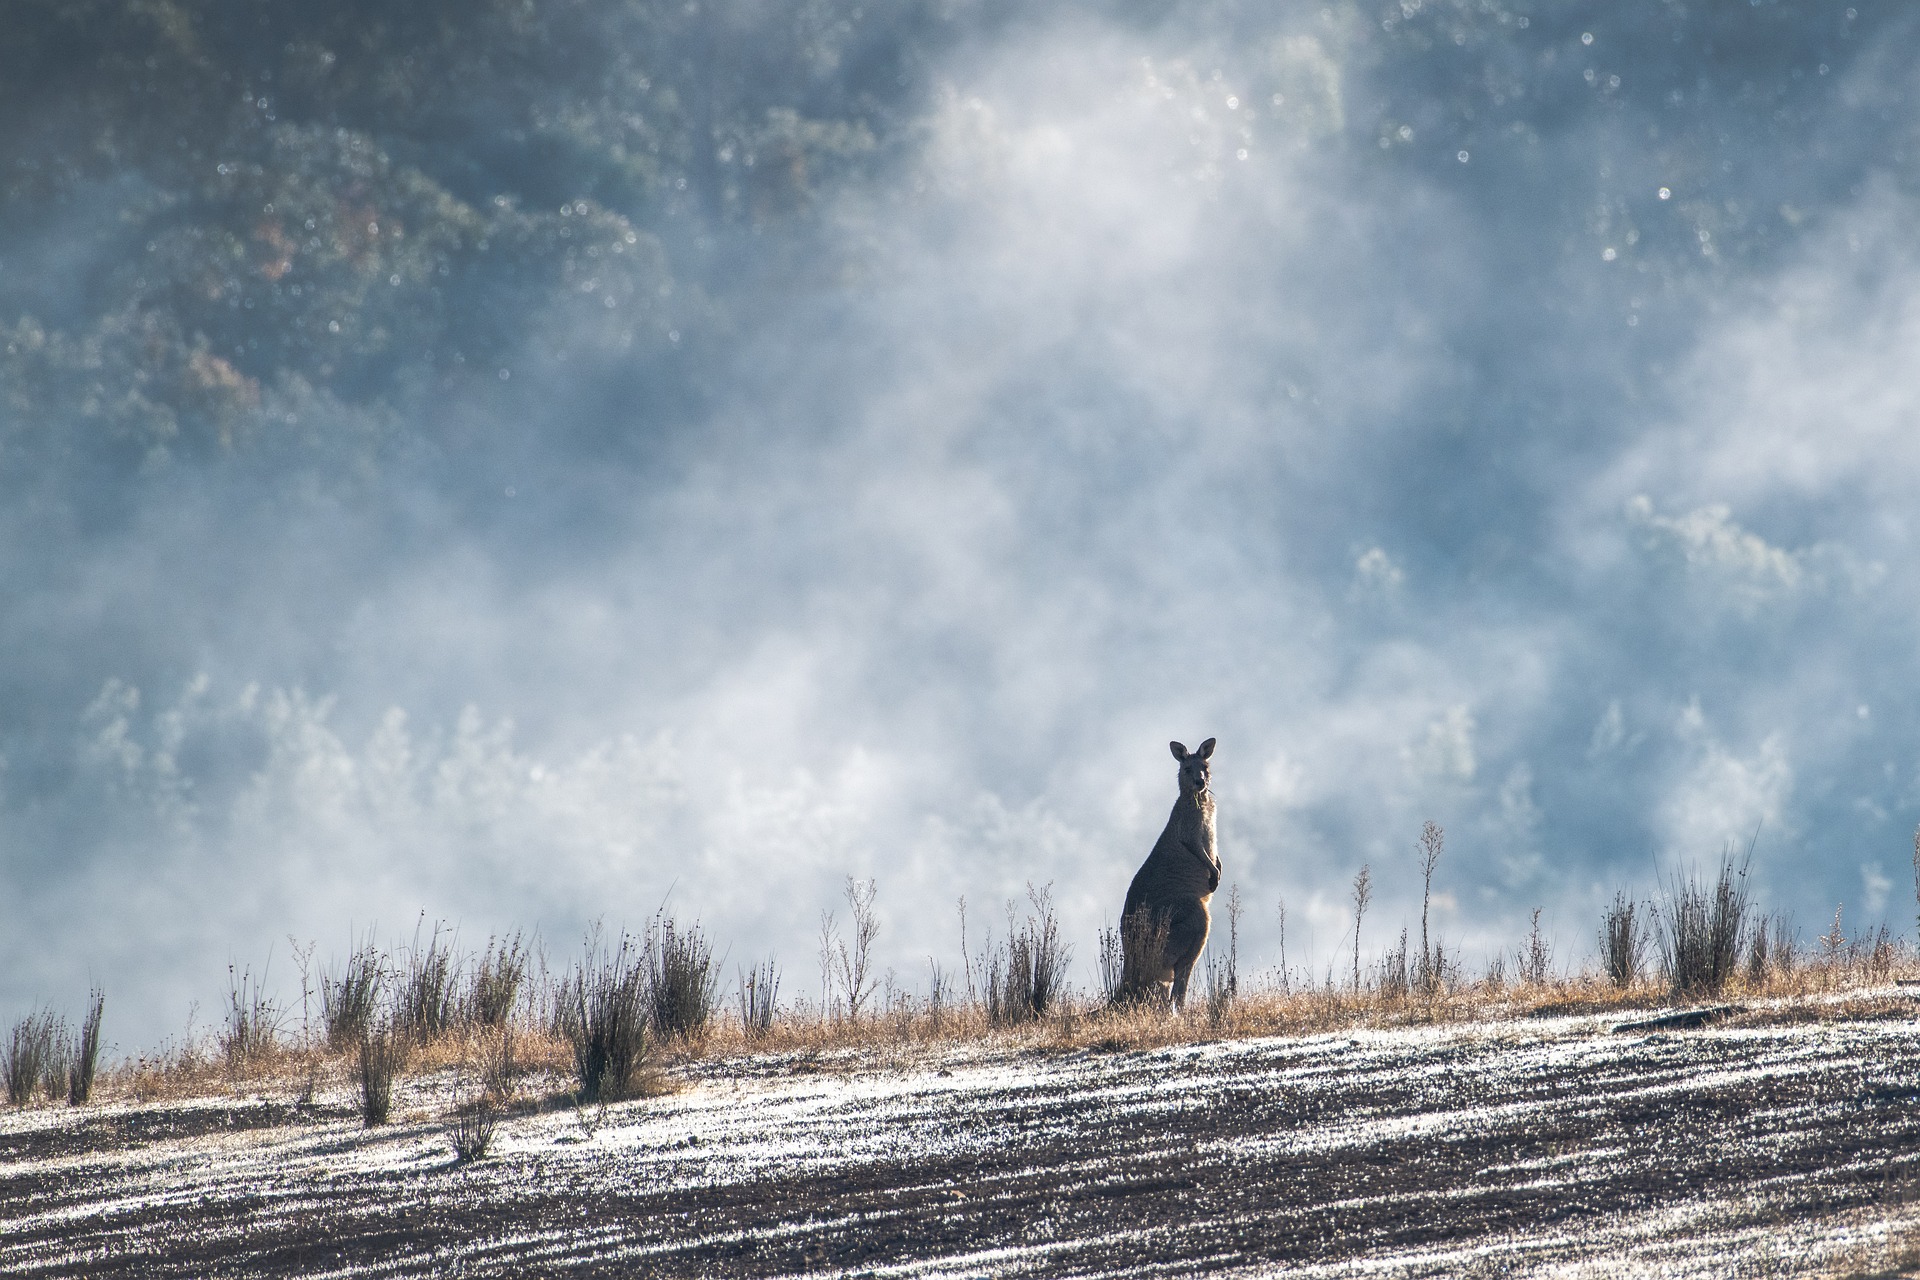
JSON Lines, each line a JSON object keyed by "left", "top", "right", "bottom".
{"left": 1164, "top": 898, "right": 1213, "bottom": 1011}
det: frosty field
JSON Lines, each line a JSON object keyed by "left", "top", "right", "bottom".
{"left": 8, "top": 999, "right": 1920, "bottom": 1277}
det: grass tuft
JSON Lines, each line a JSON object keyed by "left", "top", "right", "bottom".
{"left": 450, "top": 1095, "right": 499, "bottom": 1163}
{"left": 1600, "top": 892, "right": 1646, "bottom": 989}
{"left": 646, "top": 914, "right": 719, "bottom": 1043}
{"left": 222, "top": 965, "right": 280, "bottom": 1074}
{"left": 559, "top": 925, "right": 648, "bottom": 1102}
{"left": 1659, "top": 855, "right": 1751, "bottom": 997}
{"left": 323, "top": 935, "right": 385, "bottom": 1051}
{"left": 737, "top": 958, "right": 779, "bottom": 1043}
{"left": 466, "top": 932, "right": 529, "bottom": 1029}
{"left": 394, "top": 919, "right": 460, "bottom": 1045}
{"left": 68, "top": 990, "right": 104, "bottom": 1104}
{"left": 358, "top": 1022, "right": 408, "bottom": 1126}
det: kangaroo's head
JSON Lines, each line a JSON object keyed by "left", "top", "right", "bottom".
{"left": 1169, "top": 738, "right": 1216, "bottom": 798}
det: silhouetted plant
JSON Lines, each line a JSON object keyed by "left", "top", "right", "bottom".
{"left": 1114, "top": 909, "right": 1171, "bottom": 1008}
{"left": 5, "top": 1012, "right": 56, "bottom": 1105}
{"left": 737, "top": 958, "right": 779, "bottom": 1042}
{"left": 323, "top": 934, "right": 386, "bottom": 1050}
{"left": 358, "top": 1022, "right": 408, "bottom": 1126}
{"left": 466, "top": 932, "right": 529, "bottom": 1029}
{"left": 222, "top": 964, "right": 280, "bottom": 1072}
{"left": 647, "top": 914, "right": 719, "bottom": 1042}
{"left": 1205, "top": 885, "right": 1242, "bottom": 1025}
{"left": 1659, "top": 856, "right": 1751, "bottom": 997}
{"left": 67, "top": 991, "right": 104, "bottom": 1105}
{"left": 451, "top": 1094, "right": 499, "bottom": 1163}
{"left": 987, "top": 885, "right": 1072, "bottom": 1026}
{"left": 559, "top": 925, "right": 647, "bottom": 1103}
{"left": 1600, "top": 893, "right": 1646, "bottom": 988}
{"left": 395, "top": 918, "right": 459, "bottom": 1044}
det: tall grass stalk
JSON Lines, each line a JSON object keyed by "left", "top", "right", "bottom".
{"left": 1205, "top": 885, "right": 1242, "bottom": 1025}
{"left": 1417, "top": 822, "right": 1444, "bottom": 995}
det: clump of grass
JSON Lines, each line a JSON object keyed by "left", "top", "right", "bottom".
{"left": 68, "top": 990, "right": 104, "bottom": 1105}
{"left": 1600, "top": 893, "right": 1646, "bottom": 989}
{"left": 1659, "top": 855, "right": 1751, "bottom": 997}
{"left": 322, "top": 935, "right": 385, "bottom": 1050}
{"left": 479, "top": 1025, "right": 520, "bottom": 1102}
{"left": 1378, "top": 928, "right": 1411, "bottom": 1001}
{"left": 5, "top": 1012, "right": 58, "bottom": 1105}
{"left": 222, "top": 964, "right": 280, "bottom": 1073}
{"left": 395, "top": 919, "right": 460, "bottom": 1044}
{"left": 559, "top": 925, "right": 648, "bottom": 1102}
{"left": 358, "top": 1022, "right": 408, "bottom": 1126}
{"left": 1115, "top": 908, "right": 1171, "bottom": 1007}
{"left": 647, "top": 914, "right": 719, "bottom": 1043}
{"left": 450, "top": 1095, "right": 498, "bottom": 1163}
{"left": 987, "top": 885, "right": 1071, "bottom": 1026}
{"left": 466, "top": 932, "right": 529, "bottom": 1028}
{"left": 737, "top": 958, "right": 779, "bottom": 1042}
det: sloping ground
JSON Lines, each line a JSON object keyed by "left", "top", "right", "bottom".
{"left": 7, "top": 1004, "right": 1920, "bottom": 1277}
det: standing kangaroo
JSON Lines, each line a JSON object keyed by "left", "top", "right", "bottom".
{"left": 1120, "top": 738, "right": 1219, "bottom": 1009}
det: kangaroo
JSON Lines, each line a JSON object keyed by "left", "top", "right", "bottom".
{"left": 1120, "top": 738, "right": 1220, "bottom": 1009}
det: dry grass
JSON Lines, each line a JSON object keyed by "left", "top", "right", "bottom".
{"left": 34, "top": 914, "right": 1920, "bottom": 1115}
{"left": 44, "top": 955, "right": 1920, "bottom": 1119}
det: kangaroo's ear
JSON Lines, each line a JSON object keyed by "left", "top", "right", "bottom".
{"left": 1169, "top": 741, "right": 1188, "bottom": 761}
{"left": 1197, "top": 738, "right": 1216, "bottom": 759}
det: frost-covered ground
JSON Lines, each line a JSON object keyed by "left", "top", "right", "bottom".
{"left": 7, "top": 1003, "right": 1920, "bottom": 1277}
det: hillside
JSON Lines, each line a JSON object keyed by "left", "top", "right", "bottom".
{"left": 7, "top": 997, "right": 1920, "bottom": 1277}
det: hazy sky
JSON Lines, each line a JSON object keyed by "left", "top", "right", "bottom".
{"left": 5, "top": 1, "right": 1918, "bottom": 1049}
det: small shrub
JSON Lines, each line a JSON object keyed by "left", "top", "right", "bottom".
{"left": 986, "top": 885, "right": 1072, "bottom": 1026}
{"left": 222, "top": 965, "right": 280, "bottom": 1073}
{"left": 450, "top": 1096, "right": 499, "bottom": 1163}
{"left": 323, "top": 936, "right": 386, "bottom": 1050}
{"left": 395, "top": 919, "right": 460, "bottom": 1044}
{"left": 358, "top": 1023, "right": 408, "bottom": 1126}
{"left": 559, "top": 926, "right": 647, "bottom": 1103}
{"left": 1600, "top": 893, "right": 1646, "bottom": 989}
{"left": 1659, "top": 856, "right": 1751, "bottom": 997}
{"left": 647, "top": 915, "right": 719, "bottom": 1042}
{"left": 5, "top": 1012, "right": 57, "bottom": 1105}
{"left": 1515, "top": 908, "right": 1552, "bottom": 985}
{"left": 737, "top": 958, "right": 779, "bottom": 1042}
{"left": 68, "top": 991, "right": 104, "bottom": 1105}
{"left": 835, "top": 878, "right": 880, "bottom": 1021}
{"left": 1205, "top": 887, "right": 1242, "bottom": 1026}
{"left": 466, "top": 932, "right": 529, "bottom": 1029}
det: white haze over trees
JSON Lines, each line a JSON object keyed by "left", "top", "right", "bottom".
{"left": 3, "top": 1, "right": 1916, "bottom": 1046}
